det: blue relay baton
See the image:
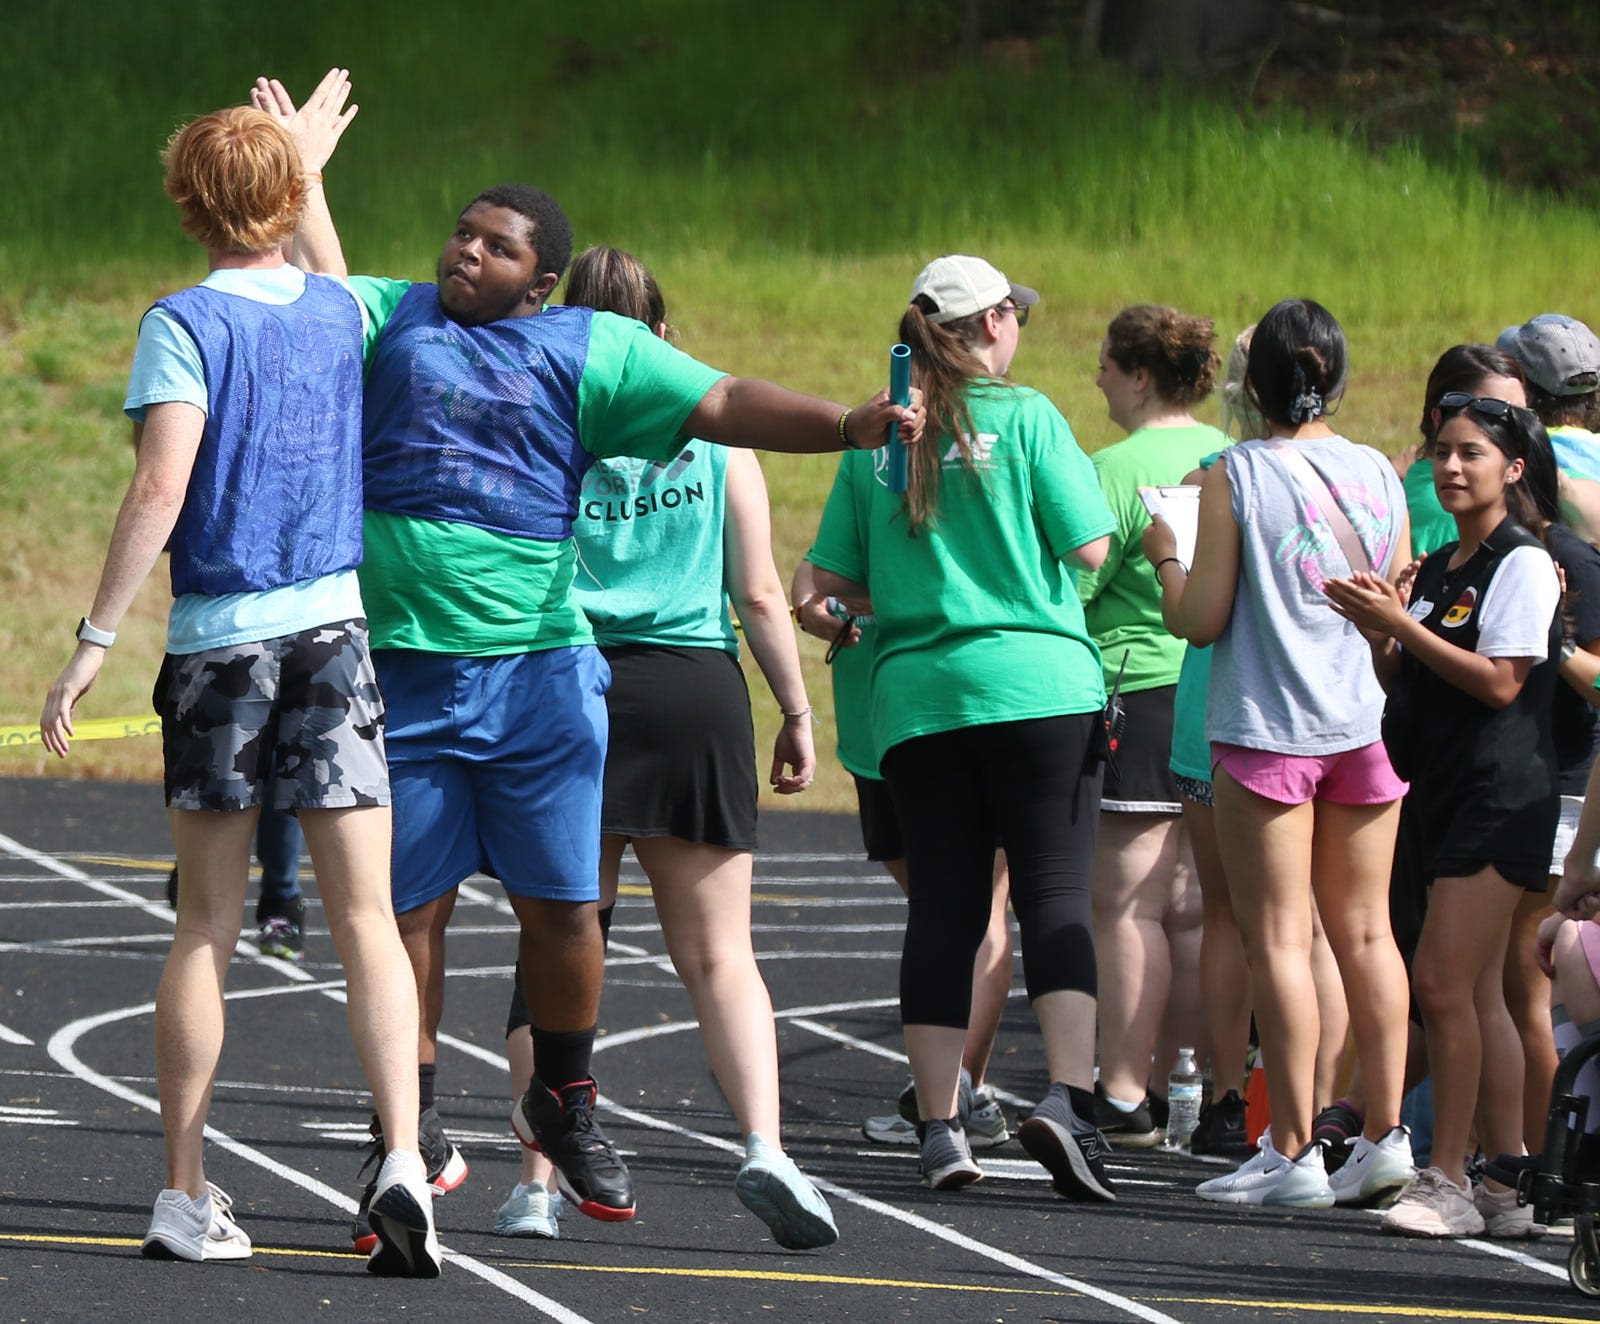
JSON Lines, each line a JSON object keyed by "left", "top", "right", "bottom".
{"left": 887, "top": 343, "right": 911, "bottom": 494}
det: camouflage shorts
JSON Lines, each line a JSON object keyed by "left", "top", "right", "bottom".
{"left": 153, "top": 619, "right": 389, "bottom": 812}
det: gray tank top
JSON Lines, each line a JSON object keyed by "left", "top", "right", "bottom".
{"left": 1207, "top": 435, "right": 1407, "bottom": 755}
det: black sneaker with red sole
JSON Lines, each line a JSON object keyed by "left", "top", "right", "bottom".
{"left": 512, "top": 1077, "right": 635, "bottom": 1221}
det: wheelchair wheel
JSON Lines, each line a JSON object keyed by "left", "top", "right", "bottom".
{"left": 1570, "top": 1242, "right": 1600, "bottom": 1296}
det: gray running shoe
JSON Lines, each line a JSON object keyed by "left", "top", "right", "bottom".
{"left": 917, "top": 1118, "right": 982, "bottom": 1190}
{"left": 862, "top": 1113, "right": 917, "bottom": 1145}
{"left": 966, "top": 1085, "right": 1011, "bottom": 1150}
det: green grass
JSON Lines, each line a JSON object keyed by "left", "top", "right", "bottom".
{"left": 6, "top": 0, "right": 1600, "bottom": 805}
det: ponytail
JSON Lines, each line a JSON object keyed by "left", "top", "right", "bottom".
{"left": 897, "top": 297, "right": 991, "bottom": 532}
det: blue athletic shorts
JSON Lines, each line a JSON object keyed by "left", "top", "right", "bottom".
{"left": 375, "top": 645, "right": 610, "bottom": 912}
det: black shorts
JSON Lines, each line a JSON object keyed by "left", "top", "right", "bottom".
{"left": 852, "top": 773, "right": 905, "bottom": 862}
{"left": 599, "top": 645, "right": 758, "bottom": 850}
{"left": 1102, "top": 684, "right": 1181, "bottom": 813}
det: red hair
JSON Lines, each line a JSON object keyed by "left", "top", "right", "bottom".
{"left": 162, "top": 107, "right": 305, "bottom": 254}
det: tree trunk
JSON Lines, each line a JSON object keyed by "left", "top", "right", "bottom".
{"left": 1097, "top": 0, "right": 1282, "bottom": 76}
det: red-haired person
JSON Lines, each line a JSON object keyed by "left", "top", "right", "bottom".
{"left": 39, "top": 74, "right": 440, "bottom": 1276}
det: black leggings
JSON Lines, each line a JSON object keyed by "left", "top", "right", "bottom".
{"left": 882, "top": 713, "right": 1102, "bottom": 1028}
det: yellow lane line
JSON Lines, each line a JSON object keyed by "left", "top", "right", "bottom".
{"left": 3, "top": 1233, "right": 1581, "bottom": 1319}
{"left": 69, "top": 856, "right": 173, "bottom": 872}
{"left": 0, "top": 1232, "right": 357, "bottom": 1260}
{"left": 494, "top": 1261, "right": 1065, "bottom": 1293}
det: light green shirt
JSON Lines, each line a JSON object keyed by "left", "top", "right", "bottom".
{"left": 1078, "top": 422, "right": 1229, "bottom": 692}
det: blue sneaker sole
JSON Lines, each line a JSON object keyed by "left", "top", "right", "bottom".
{"left": 735, "top": 1165, "right": 839, "bottom": 1250}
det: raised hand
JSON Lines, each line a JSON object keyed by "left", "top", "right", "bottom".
{"left": 250, "top": 67, "right": 358, "bottom": 173}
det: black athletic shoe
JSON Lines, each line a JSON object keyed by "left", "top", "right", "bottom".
{"left": 1020, "top": 1083, "right": 1117, "bottom": 1202}
{"left": 1190, "top": 1089, "right": 1251, "bottom": 1157}
{"left": 1091, "top": 1080, "right": 1163, "bottom": 1149}
{"left": 349, "top": 1107, "right": 470, "bottom": 1252}
{"left": 1311, "top": 1099, "right": 1364, "bottom": 1174}
{"left": 512, "top": 1077, "right": 635, "bottom": 1221}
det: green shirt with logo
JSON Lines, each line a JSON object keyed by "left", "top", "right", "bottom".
{"left": 808, "top": 382, "right": 1115, "bottom": 767}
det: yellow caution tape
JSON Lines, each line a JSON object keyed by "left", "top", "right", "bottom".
{"left": 0, "top": 712, "right": 161, "bottom": 748}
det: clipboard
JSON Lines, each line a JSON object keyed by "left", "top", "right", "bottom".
{"left": 1138, "top": 485, "right": 1201, "bottom": 566}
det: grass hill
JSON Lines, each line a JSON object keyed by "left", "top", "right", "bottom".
{"left": 4, "top": 0, "right": 1599, "bottom": 805}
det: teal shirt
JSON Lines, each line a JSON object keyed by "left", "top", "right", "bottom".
{"left": 574, "top": 442, "right": 737, "bottom": 651}
{"left": 808, "top": 382, "right": 1115, "bottom": 766}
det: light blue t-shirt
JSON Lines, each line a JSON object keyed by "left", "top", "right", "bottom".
{"left": 1207, "top": 435, "right": 1406, "bottom": 756}
{"left": 125, "top": 266, "right": 368, "bottom": 652}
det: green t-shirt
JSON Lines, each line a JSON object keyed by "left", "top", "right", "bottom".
{"left": 1077, "top": 422, "right": 1228, "bottom": 693}
{"left": 808, "top": 382, "right": 1116, "bottom": 766}
{"left": 829, "top": 614, "right": 879, "bottom": 779}
{"left": 1404, "top": 459, "right": 1455, "bottom": 559}
{"left": 347, "top": 278, "right": 724, "bottom": 654}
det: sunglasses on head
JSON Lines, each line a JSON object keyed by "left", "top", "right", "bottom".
{"left": 1435, "top": 391, "right": 1515, "bottom": 419}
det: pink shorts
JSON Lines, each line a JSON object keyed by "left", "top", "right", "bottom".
{"left": 1211, "top": 740, "right": 1408, "bottom": 807}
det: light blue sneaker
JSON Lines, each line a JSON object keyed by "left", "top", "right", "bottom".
{"left": 494, "top": 1180, "right": 566, "bottom": 1239}
{"left": 735, "top": 1134, "right": 839, "bottom": 1250}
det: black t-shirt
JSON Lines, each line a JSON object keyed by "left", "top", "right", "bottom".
{"left": 1548, "top": 522, "right": 1600, "bottom": 793}
{"left": 1387, "top": 516, "right": 1560, "bottom": 883}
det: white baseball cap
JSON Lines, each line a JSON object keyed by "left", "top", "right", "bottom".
{"left": 909, "top": 255, "right": 1039, "bottom": 325}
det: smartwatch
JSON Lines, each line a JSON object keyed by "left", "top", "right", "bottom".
{"left": 76, "top": 616, "right": 116, "bottom": 648}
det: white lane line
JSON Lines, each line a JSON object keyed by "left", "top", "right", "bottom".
{"left": 599, "top": 1091, "right": 1184, "bottom": 1323}
{"left": 788, "top": 1010, "right": 1034, "bottom": 1113}
{"left": 4, "top": 831, "right": 595, "bottom": 1319}
{"left": 0, "top": 1021, "right": 34, "bottom": 1045}
{"left": 440, "top": 1001, "right": 1183, "bottom": 1323}
{"left": 0, "top": 1105, "right": 70, "bottom": 1124}
{"left": 45, "top": 989, "right": 593, "bottom": 1322}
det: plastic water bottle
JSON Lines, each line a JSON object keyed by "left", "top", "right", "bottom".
{"left": 1167, "top": 1047, "right": 1203, "bottom": 1149}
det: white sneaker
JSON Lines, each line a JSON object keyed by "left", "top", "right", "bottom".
{"left": 1475, "top": 1182, "right": 1547, "bottom": 1239}
{"left": 1382, "top": 1167, "right": 1485, "bottom": 1237}
{"left": 141, "top": 1182, "right": 252, "bottom": 1261}
{"left": 1196, "top": 1129, "right": 1333, "bottom": 1208}
{"left": 366, "top": 1149, "right": 442, "bottom": 1277}
{"left": 1329, "top": 1126, "right": 1414, "bottom": 1206}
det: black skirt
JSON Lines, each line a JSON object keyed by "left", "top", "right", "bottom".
{"left": 599, "top": 644, "right": 758, "bottom": 849}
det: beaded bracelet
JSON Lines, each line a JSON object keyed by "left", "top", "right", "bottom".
{"left": 837, "top": 410, "right": 856, "bottom": 449}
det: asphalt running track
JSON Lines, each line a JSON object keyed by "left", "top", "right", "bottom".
{"left": 1, "top": 776, "right": 1594, "bottom": 1324}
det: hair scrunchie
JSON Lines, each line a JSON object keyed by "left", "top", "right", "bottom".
{"left": 1288, "top": 364, "right": 1325, "bottom": 424}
